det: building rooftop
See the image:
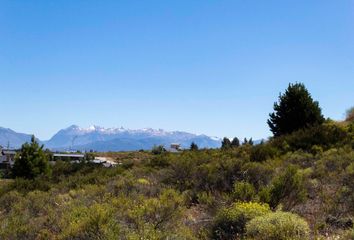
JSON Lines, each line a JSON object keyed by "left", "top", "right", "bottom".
{"left": 53, "top": 153, "right": 85, "bottom": 158}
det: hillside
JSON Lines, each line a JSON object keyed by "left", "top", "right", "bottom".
{"left": 0, "top": 119, "right": 353, "bottom": 239}
{"left": 0, "top": 127, "right": 33, "bottom": 149}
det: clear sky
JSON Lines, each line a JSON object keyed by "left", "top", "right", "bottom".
{"left": 1, "top": 0, "right": 353, "bottom": 140}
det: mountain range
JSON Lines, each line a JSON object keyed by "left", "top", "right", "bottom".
{"left": 0, "top": 125, "right": 221, "bottom": 151}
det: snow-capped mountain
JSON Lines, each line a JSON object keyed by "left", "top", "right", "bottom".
{"left": 37, "top": 125, "right": 221, "bottom": 151}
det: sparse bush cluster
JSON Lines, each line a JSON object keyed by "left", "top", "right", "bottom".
{"left": 2, "top": 139, "right": 353, "bottom": 239}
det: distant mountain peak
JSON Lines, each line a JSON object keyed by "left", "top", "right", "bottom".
{"left": 62, "top": 125, "right": 171, "bottom": 136}
{"left": 66, "top": 124, "right": 80, "bottom": 130}
{"left": 0, "top": 125, "right": 222, "bottom": 151}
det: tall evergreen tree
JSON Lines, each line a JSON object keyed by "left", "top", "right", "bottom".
{"left": 231, "top": 137, "right": 240, "bottom": 148}
{"left": 268, "top": 83, "right": 324, "bottom": 137}
{"left": 221, "top": 137, "right": 231, "bottom": 149}
{"left": 12, "top": 135, "right": 50, "bottom": 179}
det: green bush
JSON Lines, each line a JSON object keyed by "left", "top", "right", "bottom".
{"left": 59, "top": 203, "right": 121, "bottom": 239}
{"left": 148, "top": 155, "right": 170, "bottom": 168}
{"left": 271, "top": 122, "right": 349, "bottom": 152}
{"left": 310, "top": 145, "right": 323, "bottom": 155}
{"left": 250, "top": 144, "right": 278, "bottom": 162}
{"left": 242, "top": 162, "right": 274, "bottom": 190}
{"left": 196, "top": 191, "right": 216, "bottom": 207}
{"left": 212, "top": 202, "right": 271, "bottom": 239}
{"left": 233, "top": 181, "right": 256, "bottom": 202}
{"left": 151, "top": 145, "right": 166, "bottom": 155}
{"left": 257, "top": 187, "right": 271, "bottom": 204}
{"left": 126, "top": 189, "right": 185, "bottom": 236}
{"left": 246, "top": 211, "right": 310, "bottom": 240}
{"left": 283, "top": 150, "right": 314, "bottom": 168}
{"left": 342, "top": 162, "right": 354, "bottom": 211}
{"left": 269, "top": 165, "right": 307, "bottom": 210}
{"left": 0, "top": 177, "right": 51, "bottom": 196}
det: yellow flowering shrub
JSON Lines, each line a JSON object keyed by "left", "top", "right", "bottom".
{"left": 212, "top": 202, "right": 271, "bottom": 239}
{"left": 246, "top": 211, "right": 310, "bottom": 240}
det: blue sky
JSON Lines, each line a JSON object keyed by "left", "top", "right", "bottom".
{"left": 1, "top": 0, "right": 353, "bottom": 140}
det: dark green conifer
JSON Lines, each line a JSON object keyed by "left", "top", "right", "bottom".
{"left": 12, "top": 135, "right": 50, "bottom": 179}
{"left": 221, "top": 137, "right": 231, "bottom": 149}
{"left": 268, "top": 83, "right": 324, "bottom": 136}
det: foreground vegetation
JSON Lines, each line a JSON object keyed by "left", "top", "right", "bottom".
{"left": 0, "top": 83, "right": 353, "bottom": 239}
{"left": 0, "top": 121, "right": 354, "bottom": 239}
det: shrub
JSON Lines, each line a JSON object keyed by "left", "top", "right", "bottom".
{"left": 2, "top": 177, "right": 51, "bottom": 195}
{"left": 242, "top": 162, "right": 274, "bottom": 190}
{"left": 310, "top": 145, "right": 323, "bottom": 155}
{"left": 246, "top": 211, "right": 310, "bottom": 240}
{"left": 269, "top": 165, "right": 307, "bottom": 210}
{"left": 151, "top": 145, "right": 166, "bottom": 155}
{"left": 59, "top": 203, "right": 121, "bottom": 239}
{"left": 250, "top": 144, "right": 278, "bottom": 162}
{"left": 258, "top": 187, "right": 271, "bottom": 204}
{"left": 196, "top": 191, "right": 216, "bottom": 207}
{"left": 233, "top": 181, "right": 256, "bottom": 202}
{"left": 148, "top": 155, "right": 170, "bottom": 168}
{"left": 342, "top": 162, "right": 354, "bottom": 211}
{"left": 271, "top": 122, "right": 349, "bottom": 152}
{"left": 212, "top": 202, "right": 270, "bottom": 239}
{"left": 193, "top": 157, "right": 244, "bottom": 193}
{"left": 127, "top": 189, "right": 184, "bottom": 232}
{"left": 325, "top": 215, "right": 353, "bottom": 230}
{"left": 283, "top": 150, "right": 314, "bottom": 168}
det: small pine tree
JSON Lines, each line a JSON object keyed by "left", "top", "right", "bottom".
{"left": 221, "top": 137, "right": 231, "bottom": 149}
{"left": 242, "top": 138, "right": 248, "bottom": 145}
{"left": 231, "top": 137, "right": 240, "bottom": 148}
{"left": 12, "top": 135, "right": 50, "bottom": 179}
{"left": 190, "top": 142, "right": 199, "bottom": 151}
{"left": 249, "top": 138, "right": 254, "bottom": 146}
{"left": 268, "top": 83, "right": 324, "bottom": 137}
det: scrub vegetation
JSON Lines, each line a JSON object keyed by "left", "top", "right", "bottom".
{"left": 0, "top": 83, "right": 353, "bottom": 239}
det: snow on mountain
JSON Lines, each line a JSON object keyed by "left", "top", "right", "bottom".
{"left": 0, "top": 125, "right": 221, "bottom": 151}
{"left": 43, "top": 125, "right": 221, "bottom": 151}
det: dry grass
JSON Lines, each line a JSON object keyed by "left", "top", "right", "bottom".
{"left": 0, "top": 179, "right": 13, "bottom": 188}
